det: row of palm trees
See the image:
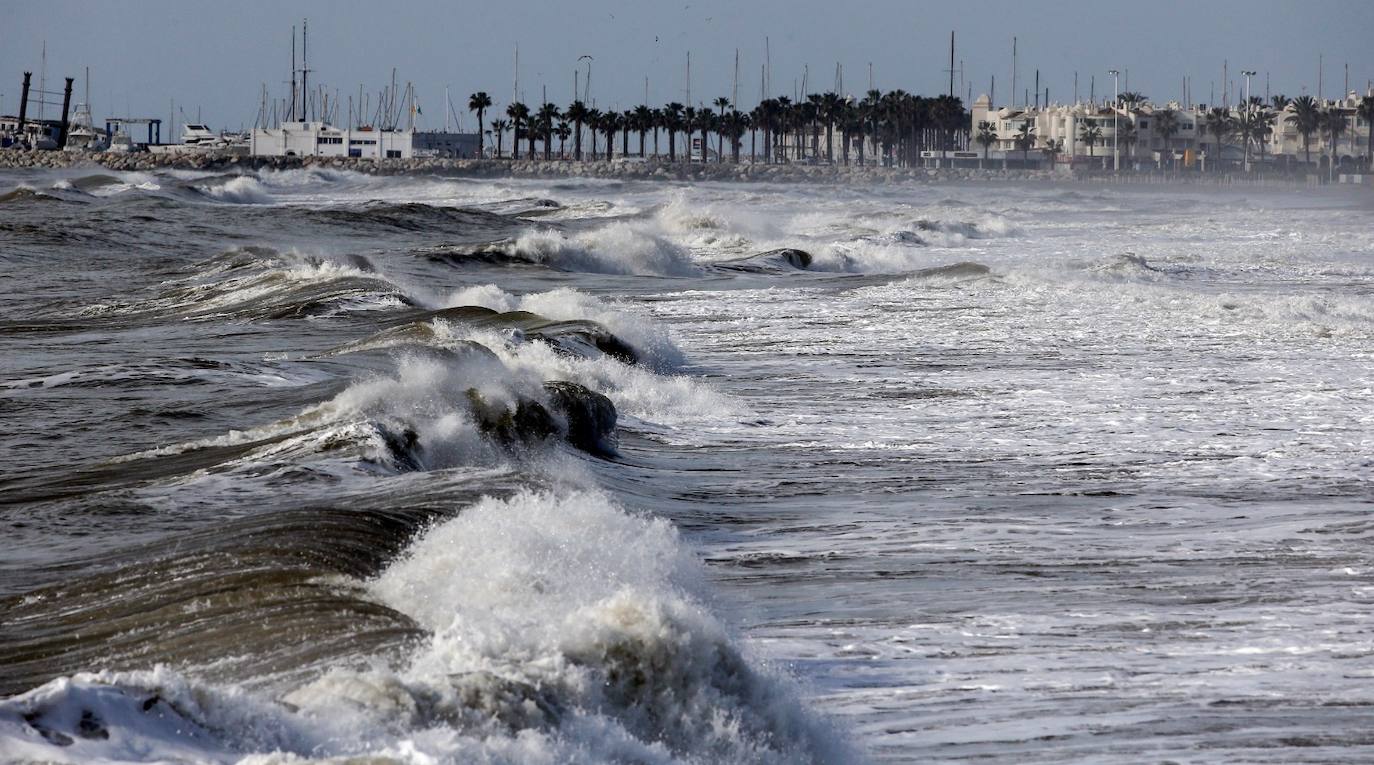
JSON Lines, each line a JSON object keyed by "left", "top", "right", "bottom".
{"left": 465, "top": 90, "right": 970, "bottom": 165}
{"left": 972, "top": 92, "right": 1374, "bottom": 170}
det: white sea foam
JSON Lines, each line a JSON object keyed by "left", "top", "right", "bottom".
{"left": 0, "top": 492, "right": 848, "bottom": 764}
{"left": 198, "top": 176, "right": 273, "bottom": 204}
{"left": 443, "top": 285, "right": 685, "bottom": 370}
{"left": 498, "top": 224, "right": 698, "bottom": 276}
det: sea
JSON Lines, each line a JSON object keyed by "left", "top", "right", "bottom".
{"left": 1, "top": 166, "right": 1371, "bottom": 764}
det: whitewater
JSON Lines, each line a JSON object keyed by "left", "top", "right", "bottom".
{"left": 1, "top": 167, "right": 1371, "bottom": 764}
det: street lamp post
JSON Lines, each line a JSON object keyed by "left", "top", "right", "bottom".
{"left": 1241, "top": 70, "right": 1256, "bottom": 172}
{"left": 1108, "top": 69, "right": 1120, "bottom": 171}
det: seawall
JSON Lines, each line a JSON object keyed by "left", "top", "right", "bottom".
{"left": 0, "top": 149, "right": 1335, "bottom": 188}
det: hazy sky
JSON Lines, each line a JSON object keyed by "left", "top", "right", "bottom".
{"left": 3, "top": 0, "right": 1372, "bottom": 136}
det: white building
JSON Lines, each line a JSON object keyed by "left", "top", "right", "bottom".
{"left": 971, "top": 90, "right": 1373, "bottom": 168}
{"left": 1268, "top": 92, "right": 1372, "bottom": 164}
{"left": 250, "top": 121, "right": 479, "bottom": 159}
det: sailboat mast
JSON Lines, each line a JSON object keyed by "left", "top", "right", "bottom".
{"left": 301, "top": 20, "right": 309, "bottom": 120}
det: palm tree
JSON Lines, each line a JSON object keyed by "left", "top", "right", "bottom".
{"left": 1078, "top": 122, "right": 1103, "bottom": 158}
{"left": 1322, "top": 108, "right": 1348, "bottom": 171}
{"left": 632, "top": 104, "right": 653, "bottom": 157}
{"left": 468, "top": 92, "right": 493, "bottom": 157}
{"left": 820, "top": 92, "right": 844, "bottom": 163}
{"left": 537, "top": 103, "right": 560, "bottom": 160}
{"left": 601, "top": 111, "right": 622, "bottom": 161}
{"left": 1203, "top": 107, "right": 1234, "bottom": 168}
{"left": 931, "top": 95, "right": 965, "bottom": 165}
{"left": 722, "top": 110, "right": 748, "bottom": 163}
{"left": 1358, "top": 96, "right": 1374, "bottom": 169}
{"left": 585, "top": 109, "right": 602, "bottom": 159}
{"left": 1252, "top": 108, "right": 1275, "bottom": 164}
{"left": 555, "top": 121, "right": 571, "bottom": 158}
{"left": 489, "top": 118, "right": 509, "bottom": 158}
{"left": 1013, "top": 120, "right": 1035, "bottom": 165}
{"left": 651, "top": 107, "right": 664, "bottom": 157}
{"left": 1118, "top": 91, "right": 1148, "bottom": 110}
{"left": 565, "top": 100, "right": 589, "bottom": 161}
{"left": 696, "top": 108, "right": 714, "bottom": 163}
{"left": 835, "top": 102, "right": 852, "bottom": 165}
{"left": 662, "top": 102, "right": 684, "bottom": 161}
{"left": 861, "top": 90, "right": 882, "bottom": 165}
{"left": 506, "top": 102, "right": 530, "bottom": 160}
{"left": 1042, "top": 136, "right": 1063, "bottom": 165}
{"left": 1235, "top": 108, "right": 1268, "bottom": 169}
{"left": 1287, "top": 95, "right": 1321, "bottom": 165}
{"left": 775, "top": 96, "right": 793, "bottom": 160}
{"left": 1117, "top": 119, "right": 1138, "bottom": 162}
{"left": 1153, "top": 108, "right": 1180, "bottom": 167}
{"left": 975, "top": 121, "right": 997, "bottom": 166}
{"left": 1270, "top": 94, "right": 1292, "bottom": 112}
{"left": 713, "top": 96, "right": 731, "bottom": 160}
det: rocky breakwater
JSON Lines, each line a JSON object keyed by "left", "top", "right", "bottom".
{"left": 0, "top": 147, "right": 1054, "bottom": 184}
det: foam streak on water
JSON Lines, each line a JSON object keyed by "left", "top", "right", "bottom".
{"left": 1, "top": 167, "right": 1372, "bottom": 763}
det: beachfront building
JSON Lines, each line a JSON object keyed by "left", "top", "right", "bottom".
{"left": 250, "top": 121, "right": 480, "bottom": 159}
{"left": 970, "top": 95, "right": 1209, "bottom": 168}
{"left": 971, "top": 91, "right": 1372, "bottom": 169}
{"left": 1267, "top": 92, "right": 1372, "bottom": 165}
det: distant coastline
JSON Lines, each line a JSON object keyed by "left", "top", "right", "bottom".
{"left": 0, "top": 150, "right": 1354, "bottom": 189}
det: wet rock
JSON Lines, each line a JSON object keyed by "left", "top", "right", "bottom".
{"left": 23, "top": 712, "right": 74, "bottom": 746}
{"left": 466, "top": 389, "right": 559, "bottom": 448}
{"left": 544, "top": 381, "right": 618, "bottom": 455}
{"left": 76, "top": 709, "right": 109, "bottom": 740}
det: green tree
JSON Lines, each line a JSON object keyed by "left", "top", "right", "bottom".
{"left": 468, "top": 92, "right": 493, "bottom": 157}
{"left": 662, "top": 102, "right": 684, "bottom": 162}
{"left": 975, "top": 120, "right": 997, "bottom": 165}
{"left": 537, "top": 102, "right": 560, "bottom": 160}
{"left": 713, "top": 96, "right": 732, "bottom": 160}
{"left": 1357, "top": 96, "right": 1374, "bottom": 168}
{"left": 1322, "top": 108, "right": 1348, "bottom": 170}
{"left": 489, "top": 118, "right": 509, "bottom": 158}
{"left": 1153, "top": 108, "right": 1180, "bottom": 167}
{"left": 565, "top": 100, "right": 589, "bottom": 161}
{"left": 555, "top": 121, "right": 571, "bottom": 158}
{"left": 1014, "top": 119, "right": 1036, "bottom": 165}
{"left": 1203, "top": 107, "right": 1234, "bottom": 168}
{"left": 505, "top": 102, "right": 530, "bottom": 160}
{"left": 585, "top": 109, "right": 602, "bottom": 159}
{"left": 1287, "top": 95, "right": 1321, "bottom": 165}
{"left": 602, "top": 111, "right": 622, "bottom": 161}
{"left": 1042, "top": 136, "right": 1062, "bottom": 165}
{"left": 631, "top": 105, "right": 653, "bottom": 157}
{"left": 1078, "top": 122, "right": 1103, "bottom": 157}
{"left": 1117, "top": 119, "right": 1138, "bottom": 162}
{"left": 1118, "top": 91, "right": 1148, "bottom": 110}
{"left": 1235, "top": 108, "right": 1270, "bottom": 168}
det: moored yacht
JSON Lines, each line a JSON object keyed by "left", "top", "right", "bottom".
{"left": 62, "top": 103, "right": 108, "bottom": 152}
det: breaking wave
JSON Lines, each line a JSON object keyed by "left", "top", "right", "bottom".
{"left": 0, "top": 491, "right": 848, "bottom": 764}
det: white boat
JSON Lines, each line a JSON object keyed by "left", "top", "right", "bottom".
{"left": 148, "top": 124, "right": 249, "bottom": 155}
{"left": 62, "top": 104, "right": 108, "bottom": 152}
{"left": 105, "top": 130, "right": 137, "bottom": 154}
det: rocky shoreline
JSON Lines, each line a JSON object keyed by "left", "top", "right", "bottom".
{"left": 0, "top": 149, "right": 1323, "bottom": 187}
